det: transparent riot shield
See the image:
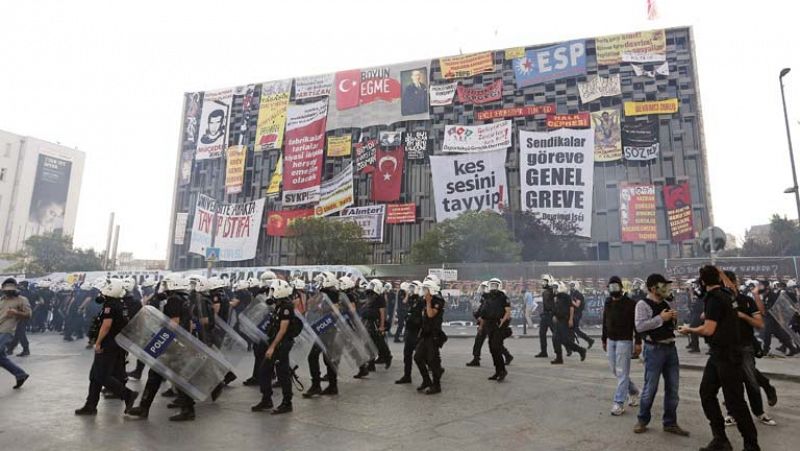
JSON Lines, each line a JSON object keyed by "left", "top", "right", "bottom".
{"left": 290, "top": 311, "right": 325, "bottom": 385}
{"left": 770, "top": 293, "right": 800, "bottom": 348}
{"left": 115, "top": 306, "right": 232, "bottom": 402}
{"left": 303, "top": 293, "right": 361, "bottom": 377}
{"left": 237, "top": 297, "right": 274, "bottom": 345}
{"left": 338, "top": 292, "right": 378, "bottom": 366}
{"left": 207, "top": 314, "right": 249, "bottom": 367}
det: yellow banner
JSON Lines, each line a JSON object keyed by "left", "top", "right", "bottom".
{"left": 504, "top": 47, "right": 525, "bottom": 60}
{"left": 266, "top": 154, "right": 283, "bottom": 196}
{"left": 326, "top": 135, "right": 352, "bottom": 157}
{"left": 623, "top": 98, "right": 679, "bottom": 116}
{"left": 595, "top": 30, "right": 666, "bottom": 65}
{"left": 254, "top": 81, "right": 291, "bottom": 151}
{"left": 225, "top": 145, "right": 246, "bottom": 194}
{"left": 439, "top": 51, "right": 494, "bottom": 79}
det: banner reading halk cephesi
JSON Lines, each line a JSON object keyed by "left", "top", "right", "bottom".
{"left": 513, "top": 41, "right": 586, "bottom": 89}
{"left": 518, "top": 127, "right": 594, "bottom": 237}
{"left": 429, "top": 149, "right": 508, "bottom": 221}
{"left": 255, "top": 80, "right": 291, "bottom": 151}
{"left": 189, "top": 195, "right": 266, "bottom": 261}
{"left": 282, "top": 101, "right": 328, "bottom": 206}
{"left": 546, "top": 113, "right": 590, "bottom": 129}
{"left": 595, "top": 30, "right": 666, "bottom": 65}
{"left": 442, "top": 120, "right": 511, "bottom": 153}
{"left": 591, "top": 108, "right": 622, "bottom": 161}
{"left": 619, "top": 183, "right": 657, "bottom": 241}
{"left": 196, "top": 88, "right": 234, "bottom": 160}
{"left": 439, "top": 52, "right": 494, "bottom": 79}
{"left": 314, "top": 165, "right": 354, "bottom": 217}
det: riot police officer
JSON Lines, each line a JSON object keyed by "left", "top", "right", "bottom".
{"left": 303, "top": 272, "right": 341, "bottom": 397}
{"left": 396, "top": 281, "right": 423, "bottom": 384}
{"left": 552, "top": 282, "right": 587, "bottom": 364}
{"left": 243, "top": 271, "right": 278, "bottom": 387}
{"left": 354, "top": 279, "right": 393, "bottom": 378}
{"left": 479, "top": 278, "right": 512, "bottom": 381}
{"left": 414, "top": 279, "right": 446, "bottom": 394}
{"left": 535, "top": 274, "right": 557, "bottom": 358}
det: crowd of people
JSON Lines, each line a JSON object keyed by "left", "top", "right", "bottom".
{"left": 2, "top": 265, "right": 799, "bottom": 451}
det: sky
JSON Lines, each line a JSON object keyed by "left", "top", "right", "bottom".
{"left": 0, "top": 0, "right": 798, "bottom": 259}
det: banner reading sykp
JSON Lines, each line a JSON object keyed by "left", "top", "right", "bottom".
{"left": 188, "top": 195, "right": 266, "bottom": 261}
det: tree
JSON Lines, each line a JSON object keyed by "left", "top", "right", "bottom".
{"left": 288, "top": 217, "right": 370, "bottom": 265}
{"left": 503, "top": 210, "right": 588, "bottom": 261}
{"left": 2, "top": 233, "right": 103, "bottom": 276}
{"left": 739, "top": 214, "right": 800, "bottom": 257}
{"left": 410, "top": 211, "right": 522, "bottom": 264}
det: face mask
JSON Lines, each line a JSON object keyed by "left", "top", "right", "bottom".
{"left": 608, "top": 283, "right": 622, "bottom": 296}
{"left": 655, "top": 283, "right": 672, "bottom": 298}
{"left": 2, "top": 289, "right": 18, "bottom": 297}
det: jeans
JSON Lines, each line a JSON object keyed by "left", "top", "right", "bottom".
{"left": 637, "top": 342, "right": 680, "bottom": 427}
{"left": 607, "top": 340, "right": 639, "bottom": 405}
{"left": 0, "top": 332, "right": 28, "bottom": 379}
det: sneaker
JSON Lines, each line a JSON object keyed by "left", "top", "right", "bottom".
{"left": 758, "top": 414, "right": 777, "bottom": 426}
{"left": 724, "top": 416, "right": 737, "bottom": 427}
{"left": 627, "top": 393, "right": 639, "bottom": 407}
{"left": 633, "top": 422, "right": 647, "bottom": 433}
{"left": 611, "top": 403, "right": 624, "bottom": 416}
{"left": 662, "top": 424, "right": 690, "bottom": 436}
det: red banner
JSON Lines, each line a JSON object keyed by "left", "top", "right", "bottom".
{"left": 282, "top": 101, "right": 328, "bottom": 206}
{"left": 663, "top": 182, "right": 694, "bottom": 243}
{"left": 266, "top": 209, "right": 314, "bottom": 237}
{"left": 386, "top": 203, "right": 417, "bottom": 224}
{"left": 457, "top": 79, "right": 503, "bottom": 105}
{"left": 546, "top": 112, "right": 591, "bottom": 129}
{"left": 620, "top": 183, "right": 657, "bottom": 241}
{"left": 476, "top": 104, "right": 556, "bottom": 121}
{"left": 372, "top": 146, "right": 405, "bottom": 202}
{"left": 334, "top": 69, "right": 361, "bottom": 110}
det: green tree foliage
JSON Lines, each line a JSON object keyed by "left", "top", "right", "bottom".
{"left": 503, "top": 210, "right": 587, "bottom": 261}
{"left": 740, "top": 214, "right": 800, "bottom": 257}
{"left": 288, "top": 217, "right": 370, "bottom": 265}
{"left": 3, "top": 233, "right": 103, "bottom": 276}
{"left": 410, "top": 211, "right": 522, "bottom": 264}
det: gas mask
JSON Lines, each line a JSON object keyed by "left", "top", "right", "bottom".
{"left": 2, "top": 289, "right": 18, "bottom": 297}
{"left": 608, "top": 283, "right": 622, "bottom": 297}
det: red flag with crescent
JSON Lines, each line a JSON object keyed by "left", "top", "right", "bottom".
{"left": 372, "top": 146, "right": 404, "bottom": 201}
{"left": 335, "top": 70, "right": 361, "bottom": 110}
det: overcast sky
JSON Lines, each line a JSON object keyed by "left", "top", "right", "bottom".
{"left": 1, "top": 0, "right": 798, "bottom": 259}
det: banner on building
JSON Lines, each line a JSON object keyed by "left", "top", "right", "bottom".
{"left": 379, "top": 131, "right": 402, "bottom": 148}
{"left": 504, "top": 47, "right": 525, "bottom": 59}
{"left": 518, "top": 127, "right": 594, "bottom": 237}
{"left": 333, "top": 205, "right": 386, "bottom": 242}
{"left": 623, "top": 98, "right": 678, "bottom": 116}
{"left": 255, "top": 80, "right": 292, "bottom": 151}
{"left": 293, "top": 74, "right": 334, "bottom": 100}
{"left": 439, "top": 52, "right": 494, "bottom": 79}
{"left": 229, "top": 85, "right": 257, "bottom": 144}
{"left": 663, "top": 182, "right": 694, "bottom": 242}
{"left": 174, "top": 213, "right": 189, "bottom": 245}
{"left": 372, "top": 146, "right": 404, "bottom": 202}
{"left": 428, "top": 268, "right": 458, "bottom": 282}
{"left": 224, "top": 145, "right": 246, "bottom": 195}
{"left": 326, "top": 62, "right": 431, "bottom": 130}
{"left": 632, "top": 61, "right": 669, "bottom": 78}
{"left": 314, "top": 165, "right": 354, "bottom": 217}
{"left": 266, "top": 154, "right": 282, "bottom": 196}
{"left": 442, "top": 120, "right": 512, "bottom": 154}
{"left": 456, "top": 79, "right": 503, "bottom": 105}
{"left": 178, "top": 150, "right": 193, "bottom": 186}
{"left": 429, "top": 149, "right": 508, "bottom": 221}
{"left": 592, "top": 108, "right": 622, "bottom": 161}
{"left": 386, "top": 203, "right": 417, "bottom": 224}
{"left": 546, "top": 113, "right": 590, "bottom": 129}
{"left": 578, "top": 74, "right": 621, "bottom": 104}
{"left": 27, "top": 154, "right": 72, "bottom": 234}
{"left": 595, "top": 29, "right": 666, "bottom": 65}
{"left": 266, "top": 208, "right": 314, "bottom": 237}
{"left": 183, "top": 92, "right": 201, "bottom": 147}
{"left": 355, "top": 139, "right": 378, "bottom": 173}
{"left": 282, "top": 100, "right": 328, "bottom": 206}
{"left": 475, "top": 104, "right": 556, "bottom": 121}
{"left": 622, "top": 118, "right": 660, "bottom": 161}
{"left": 404, "top": 130, "right": 431, "bottom": 159}
{"left": 429, "top": 82, "right": 457, "bottom": 106}
{"left": 620, "top": 183, "right": 657, "bottom": 241}
{"left": 196, "top": 88, "right": 234, "bottom": 160}
{"left": 326, "top": 135, "right": 352, "bottom": 157}
{"left": 188, "top": 195, "right": 265, "bottom": 261}
{"left": 513, "top": 41, "right": 586, "bottom": 89}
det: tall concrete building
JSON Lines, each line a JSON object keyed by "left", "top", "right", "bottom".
{"left": 168, "top": 26, "right": 711, "bottom": 270}
{"left": 0, "top": 129, "right": 85, "bottom": 253}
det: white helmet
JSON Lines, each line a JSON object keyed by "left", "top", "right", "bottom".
{"left": 339, "top": 276, "right": 356, "bottom": 291}
{"left": 421, "top": 279, "right": 440, "bottom": 296}
{"left": 187, "top": 274, "right": 207, "bottom": 292}
{"left": 37, "top": 279, "right": 52, "bottom": 289}
{"left": 121, "top": 277, "right": 136, "bottom": 293}
{"left": 556, "top": 281, "right": 570, "bottom": 294}
{"left": 91, "top": 277, "right": 107, "bottom": 289}
{"left": 163, "top": 274, "right": 190, "bottom": 292}
{"left": 247, "top": 277, "right": 260, "bottom": 289}
{"left": 424, "top": 274, "right": 441, "bottom": 286}
{"left": 291, "top": 278, "right": 306, "bottom": 291}
{"left": 79, "top": 282, "right": 93, "bottom": 291}
{"left": 259, "top": 270, "right": 278, "bottom": 288}
{"left": 541, "top": 274, "right": 555, "bottom": 288}
{"left": 314, "top": 271, "right": 338, "bottom": 289}
{"left": 141, "top": 278, "right": 157, "bottom": 288}
{"left": 271, "top": 279, "right": 293, "bottom": 299}
{"left": 207, "top": 276, "right": 228, "bottom": 291}
{"left": 570, "top": 280, "right": 582, "bottom": 292}
{"left": 632, "top": 278, "right": 645, "bottom": 290}
{"left": 235, "top": 279, "right": 250, "bottom": 291}
{"left": 368, "top": 279, "right": 384, "bottom": 295}
{"left": 787, "top": 279, "right": 797, "bottom": 289}
{"left": 411, "top": 280, "right": 422, "bottom": 295}
{"left": 399, "top": 281, "right": 411, "bottom": 292}
{"left": 100, "top": 278, "right": 125, "bottom": 298}
{"left": 488, "top": 278, "right": 502, "bottom": 292}
{"left": 384, "top": 282, "right": 392, "bottom": 292}
{"left": 358, "top": 278, "right": 369, "bottom": 289}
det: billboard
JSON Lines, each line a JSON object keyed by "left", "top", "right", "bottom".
{"left": 28, "top": 154, "right": 72, "bottom": 234}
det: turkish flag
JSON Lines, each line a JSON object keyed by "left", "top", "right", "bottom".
{"left": 372, "top": 146, "right": 404, "bottom": 202}
{"left": 266, "top": 209, "right": 314, "bottom": 237}
{"left": 335, "top": 70, "right": 361, "bottom": 110}
{"left": 360, "top": 77, "right": 401, "bottom": 104}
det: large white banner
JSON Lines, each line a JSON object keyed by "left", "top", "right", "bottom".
{"left": 314, "top": 164, "right": 354, "bottom": 217}
{"left": 196, "top": 88, "right": 234, "bottom": 160}
{"left": 332, "top": 205, "right": 386, "bottom": 242}
{"left": 442, "top": 120, "right": 512, "bottom": 153}
{"left": 173, "top": 213, "right": 188, "bottom": 245}
{"left": 293, "top": 74, "right": 334, "bottom": 100}
{"left": 188, "top": 195, "right": 266, "bottom": 261}
{"left": 429, "top": 82, "right": 457, "bottom": 106}
{"left": 429, "top": 149, "right": 508, "bottom": 221}
{"left": 577, "top": 74, "right": 621, "bottom": 104}
{"left": 519, "top": 128, "right": 594, "bottom": 237}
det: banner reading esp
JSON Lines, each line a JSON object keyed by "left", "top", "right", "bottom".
{"left": 663, "top": 182, "right": 694, "bottom": 243}
{"left": 591, "top": 108, "right": 622, "bottom": 161}
{"left": 255, "top": 80, "right": 291, "bottom": 151}
{"left": 518, "top": 128, "right": 594, "bottom": 237}
{"left": 620, "top": 183, "right": 657, "bottom": 241}
{"left": 439, "top": 52, "right": 494, "bottom": 79}
{"left": 282, "top": 101, "right": 328, "bottom": 206}
{"left": 429, "top": 149, "right": 508, "bottom": 222}
{"left": 188, "top": 195, "right": 266, "bottom": 261}
{"left": 513, "top": 41, "right": 586, "bottom": 89}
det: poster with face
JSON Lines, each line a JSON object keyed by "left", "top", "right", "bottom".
{"left": 196, "top": 88, "right": 234, "bottom": 160}
{"left": 28, "top": 154, "right": 72, "bottom": 234}
{"left": 400, "top": 67, "right": 429, "bottom": 116}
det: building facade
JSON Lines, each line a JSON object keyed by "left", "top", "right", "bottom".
{"left": 168, "top": 26, "right": 711, "bottom": 270}
{"left": 0, "top": 129, "right": 85, "bottom": 253}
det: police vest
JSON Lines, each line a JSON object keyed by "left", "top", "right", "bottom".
{"left": 481, "top": 292, "right": 507, "bottom": 321}
{"left": 542, "top": 288, "right": 556, "bottom": 313}
{"left": 641, "top": 298, "right": 675, "bottom": 342}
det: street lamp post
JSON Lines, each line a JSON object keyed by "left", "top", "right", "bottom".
{"left": 779, "top": 68, "right": 800, "bottom": 220}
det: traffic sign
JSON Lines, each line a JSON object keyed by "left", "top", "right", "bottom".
{"left": 205, "top": 247, "right": 220, "bottom": 262}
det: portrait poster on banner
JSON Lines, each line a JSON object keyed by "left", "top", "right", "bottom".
{"left": 188, "top": 195, "right": 266, "bottom": 261}
{"left": 475, "top": 104, "right": 556, "bottom": 121}
{"left": 266, "top": 209, "right": 314, "bottom": 237}
{"left": 379, "top": 131, "right": 402, "bottom": 148}
{"left": 595, "top": 30, "right": 666, "bottom": 65}
{"left": 513, "top": 41, "right": 586, "bottom": 89}
{"left": 404, "top": 131, "right": 431, "bottom": 159}
{"left": 546, "top": 113, "right": 590, "bottom": 129}
{"left": 622, "top": 118, "right": 660, "bottom": 161}
{"left": 326, "top": 135, "right": 352, "bottom": 157}
{"left": 224, "top": 145, "right": 246, "bottom": 195}
{"left": 173, "top": 213, "right": 189, "bottom": 245}
{"left": 439, "top": 52, "right": 494, "bottom": 79}
{"left": 196, "top": 88, "right": 234, "bottom": 160}
{"left": 619, "top": 183, "right": 657, "bottom": 241}
{"left": 663, "top": 182, "right": 695, "bottom": 242}
{"left": 355, "top": 139, "right": 377, "bottom": 173}
{"left": 255, "top": 79, "right": 292, "bottom": 151}
{"left": 293, "top": 74, "right": 334, "bottom": 100}
{"left": 442, "top": 120, "right": 512, "bottom": 154}
{"left": 327, "top": 61, "right": 431, "bottom": 130}
{"left": 518, "top": 128, "right": 594, "bottom": 237}
{"left": 386, "top": 203, "right": 417, "bottom": 224}
{"left": 282, "top": 100, "right": 328, "bottom": 206}
{"left": 429, "top": 82, "right": 457, "bottom": 106}
{"left": 372, "top": 146, "right": 404, "bottom": 202}
{"left": 456, "top": 79, "right": 503, "bottom": 105}
{"left": 266, "top": 154, "right": 282, "bottom": 197}
{"left": 429, "top": 149, "right": 508, "bottom": 221}
{"left": 183, "top": 92, "right": 201, "bottom": 147}
{"left": 623, "top": 98, "right": 678, "bottom": 116}
{"left": 333, "top": 205, "right": 386, "bottom": 242}
{"left": 314, "top": 165, "right": 354, "bottom": 217}
{"left": 591, "top": 109, "right": 622, "bottom": 161}
{"left": 178, "top": 150, "right": 194, "bottom": 186}
{"left": 28, "top": 154, "right": 72, "bottom": 234}
{"left": 230, "top": 84, "right": 257, "bottom": 142}
{"left": 577, "top": 75, "right": 621, "bottom": 104}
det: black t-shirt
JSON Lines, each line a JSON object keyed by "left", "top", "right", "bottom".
{"left": 100, "top": 297, "right": 126, "bottom": 349}
{"left": 702, "top": 288, "right": 740, "bottom": 349}
{"left": 234, "top": 289, "right": 252, "bottom": 313}
{"left": 212, "top": 290, "right": 231, "bottom": 322}
{"left": 571, "top": 290, "right": 585, "bottom": 315}
{"left": 734, "top": 293, "right": 759, "bottom": 344}
{"left": 480, "top": 291, "right": 509, "bottom": 326}
{"left": 164, "top": 293, "right": 191, "bottom": 331}
{"left": 554, "top": 293, "right": 572, "bottom": 321}
{"left": 362, "top": 290, "right": 385, "bottom": 320}
{"left": 541, "top": 287, "right": 555, "bottom": 313}
{"left": 420, "top": 295, "right": 445, "bottom": 337}
{"left": 268, "top": 299, "right": 295, "bottom": 339}
{"left": 405, "top": 295, "right": 424, "bottom": 331}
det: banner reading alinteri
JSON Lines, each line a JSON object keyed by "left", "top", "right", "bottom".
{"left": 439, "top": 52, "right": 494, "bottom": 79}
{"left": 188, "top": 195, "right": 266, "bottom": 261}
{"left": 623, "top": 98, "right": 678, "bottom": 116}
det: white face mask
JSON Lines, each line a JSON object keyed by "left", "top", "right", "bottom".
{"left": 608, "top": 283, "right": 621, "bottom": 294}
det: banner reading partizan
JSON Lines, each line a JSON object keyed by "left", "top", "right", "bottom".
{"left": 332, "top": 205, "right": 386, "bottom": 242}
{"left": 591, "top": 108, "right": 622, "bottom": 162}
{"left": 314, "top": 165, "right": 354, "bottom": 217}
{"left": 442, "top": 120, "right": 511, "bottom": 153}
{"left": 188, "top": 195, "right": 266, "bottom": 261}
{"left": 224, "top": 145, "right": 246, "bottom": 194}
{"left": 663, "top": 182, "right": 694, "bottom": 243}
{"left": 429, "top": 149, "right": 508, "bottom": 221}
{"left": 255, "top": 80, "right": 291, "bottom": 151}
{"left": 518, "top": 128, "right": 594, "bottom": 237}
{"left": 282, "top": 100, "right": 328, "bottom": 206}
{"left": 293, "top": 74, "right": 334, "bottom": 100}
{"left": 196, "top": 88, "right": 234, "bottom": 160}
{"left": 595, "top": 30, "right": 666, "bottom": 65}
{"left": 620, "top": 183, "right": 657, "bottom": 241}
{"left": 577, "top": 74, "right": 621, "bottom": 104}
{"left": 439, "top": 52, "right": 494, "bottom": 79}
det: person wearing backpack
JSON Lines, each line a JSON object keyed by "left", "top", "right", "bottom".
{"left": 479, "top": 278, "right": 512, "bottom": 382}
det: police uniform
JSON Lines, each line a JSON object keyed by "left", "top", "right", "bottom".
{"left": 469, "top": 292, "right": 513, "bottom": 367}
{"left": 480, "top": 290, "right": 512, "bottom": 380}
{"left": 396, "top": 293, "right": 423, "bottom": 383}
{"left": 553, "top": 292, "right": 586, "bottom": 363}
{"left": 362, "top": 289, "right": 393, "bottom": 367}
{"left": 303, "top": 287, "right": 340, "bottom": 397}
{"left": 536, "top": 286, "right": 556, "bottom": 357}
{"left": 570, "top": 289, "right": 594, "bottom": 348}
{"left": 393, "top": 289, "right": 408, "bottom": 343}
{"left": 414, "top": 294, "right": 445, "bottom": 394}
{"left": 253, "top": 298, "right": 296, "bottom": 413}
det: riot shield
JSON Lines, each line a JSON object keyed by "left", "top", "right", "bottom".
{"left": 115, "top": 306, "right": 232, "bottom": 402}
{"left": 302, "top": 292, "right": 361, "bottom": 377}
{"left": 770, "top": 293, "right": 800, "bottom": 348}
{"left": 208, "top": 313, "right": 249, "bottom": 367}
{"left": 338, "top": 292, "right": 378, "bottom": 366}
{"left": 237, "top": 297, "right": 274, "bottom": 345}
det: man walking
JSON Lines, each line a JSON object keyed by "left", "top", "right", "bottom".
{"left": 0, "top": 278, "right": 31, "bottom": 389}
{"left": 601, "top": 276, "right": 641, "bottom": 416}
